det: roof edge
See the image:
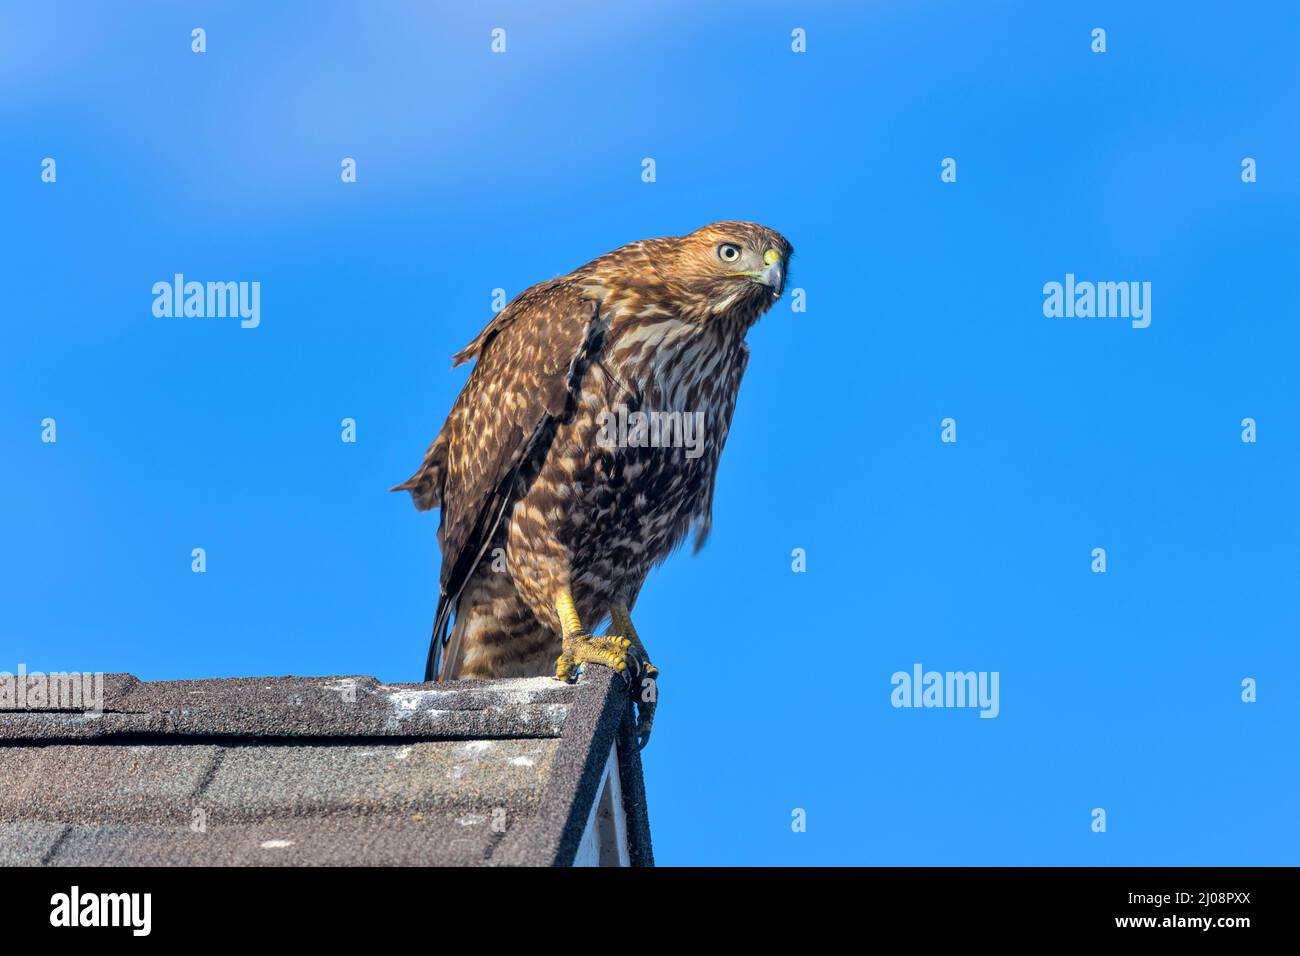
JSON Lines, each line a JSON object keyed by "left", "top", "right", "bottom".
{"left": 492, "top": 668, "right": 653, "bottom": 866}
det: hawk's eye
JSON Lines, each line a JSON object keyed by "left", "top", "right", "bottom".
{"left": 717, "top": 243, "right": 742, "bottom": 263}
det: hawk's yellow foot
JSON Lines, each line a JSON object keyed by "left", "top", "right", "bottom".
{"left": 554, "top": 631, "right": 635, "bottom": 684}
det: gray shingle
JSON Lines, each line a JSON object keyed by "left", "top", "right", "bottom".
{"left": 45, "top": 816, "right": 509, "bottom": 867}
{"left": 0, "top": 822, "right": 68, "bottom": 865}
{"left": 0, "top": 743, "right": 221, "bottom": 826}
{"left": 199, "top": 738, "right": 558, "bottom": 819}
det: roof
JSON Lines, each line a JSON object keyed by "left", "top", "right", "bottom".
{"left": 0, "top": 667, "right": 652, "bottom": 866}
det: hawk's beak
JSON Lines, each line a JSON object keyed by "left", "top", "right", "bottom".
{"left": 757, "top": 258, "right": 785, "bottom": 298}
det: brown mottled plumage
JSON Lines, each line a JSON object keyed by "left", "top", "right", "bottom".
{"left": 394, "top": 221, "right": 791, "bottom": 685}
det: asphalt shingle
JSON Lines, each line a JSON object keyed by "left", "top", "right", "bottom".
{"left": 0, "top": 669, "right": 652, "bottom": 866}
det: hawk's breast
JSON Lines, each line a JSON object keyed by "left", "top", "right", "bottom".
{"left": 554, "top": 318, "right": 741, "bottom": 597}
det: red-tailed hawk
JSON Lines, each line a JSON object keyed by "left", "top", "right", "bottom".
{"left": 394, "top": 221, "right": 791, "bottom": 746}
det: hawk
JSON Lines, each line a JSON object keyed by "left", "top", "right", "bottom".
{"left": 394, "top": 221, "right": 791, "bottom": 745}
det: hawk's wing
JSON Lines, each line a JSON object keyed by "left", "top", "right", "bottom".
{"left": 393, "top": 281, "right": 606, "bottom": 680}
{"left": 691, "top": 342, "right": 748, "bottom": 552}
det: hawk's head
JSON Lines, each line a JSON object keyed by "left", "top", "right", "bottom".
{"left": 668, "top": 221, "right": 793, "bottom": 320}
{"left": 579, "top": 221, "right": 793, "bottom": 327}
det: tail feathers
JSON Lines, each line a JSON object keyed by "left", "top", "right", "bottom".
{"left": 438, "top": 601, "right": 473, "bottom": 682}
{"left": 426, "top": 588, "right": 475, "bottom": 682}
{"left": 424, "top": 591, "right": 454, "bottom": 682}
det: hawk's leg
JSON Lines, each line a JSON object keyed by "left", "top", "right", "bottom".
{"left": 553, "top": 588, "right": 638, "bottom": 682}
{"left": 610, "top": 603, "right": 659, "bottom": 750}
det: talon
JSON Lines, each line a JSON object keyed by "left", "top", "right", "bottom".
{"left": 554, "top": 627, "right": 635, "bottom": 683}
{"left": 554, "top": 654, "right": 581, "bottom": 684}
{"left": 631, "top": 664, "right": 658, "bottom": 749}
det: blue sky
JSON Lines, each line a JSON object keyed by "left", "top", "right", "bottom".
{"left": 3, "top": 1, "right": 1297, "bottom": 865}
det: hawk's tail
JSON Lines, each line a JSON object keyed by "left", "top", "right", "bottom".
{"left": 424, "top": 591, "right": 456, "bottom": 682}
